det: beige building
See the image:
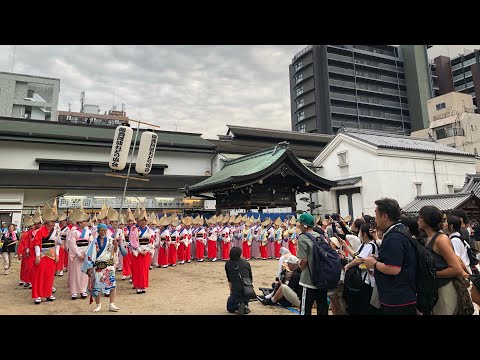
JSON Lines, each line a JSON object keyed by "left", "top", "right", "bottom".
{"left": 411, "top": 92, "right": 480, "bottom": 171}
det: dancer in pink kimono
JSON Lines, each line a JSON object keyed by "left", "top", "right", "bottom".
{"left": 67, "top": 208, "right": 91, "bottom": 300}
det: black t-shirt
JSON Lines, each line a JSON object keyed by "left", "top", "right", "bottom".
{"left": 374, "top": 223, "right": 417, "bottom": 307}
{"left": 225, "top": 259, "right": 253, "bottom": 297}
{"left": 287, "top": 267, "right": 303, "bottom": 300}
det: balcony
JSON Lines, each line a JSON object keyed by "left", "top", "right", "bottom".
{"left": 330, "top": 106, "right": 358, "bottom": 116}
{"left": 329, "top": 79, "right": 355, "bottom": 89}
{"left": 330, "top": 93, "right": 357, "bottom": 103}
{"left": 328, "top": 53, "right": 353, "bottom": 64}
{"left": 328, "top": 65, "right": 354, "bottom": 77}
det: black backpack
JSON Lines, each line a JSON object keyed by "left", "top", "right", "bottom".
{"left": 344, "top": 242, "right": 377, "bottom": 292}
{"left": 302, "top": 232, "right": 342, "bottom": 290}
{"left": 388, "top": 225, "right": 438, "bottom": 315}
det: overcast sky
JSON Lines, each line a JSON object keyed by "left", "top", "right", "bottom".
{"left": 0, "top": 45, "right": 478, "bottom": 139}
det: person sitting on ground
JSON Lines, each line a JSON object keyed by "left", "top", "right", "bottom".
{"left": 277, "top": 247, "right": 292, "bottom": 279}
{"left": 225, "top": 246, "right": 253, "bottom": 315}
{"left": 259, "top": 255, "right": 302, "bottom": 308}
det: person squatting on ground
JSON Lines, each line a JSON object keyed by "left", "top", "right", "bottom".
{"left": 225, "top": 246, "right": 253, "bottom": 315}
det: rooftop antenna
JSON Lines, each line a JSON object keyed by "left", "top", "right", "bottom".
{"left": 112, "top": 89, "right": 116, "bottom": 111}
{"left": 80, "top": 91, "right": 85, "bottom": 113}
{"left": 68, "top": 102, "right": 71, "bottom": 112}
{"left": 11, "top": 45, "right": 16, "bottom": 72}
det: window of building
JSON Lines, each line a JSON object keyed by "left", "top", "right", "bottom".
{"left": 295, "top": 61, "right": 303, "bottom": 72}
{"left": 297, "top": 111, "right": 305, "bottom": 122}
{"left": 296, "top": 98, "right": 304, "bottom": 109}
{"left": 27, "top": 89, "right": 34, "bottom": 98}
{"left": 295, "top": 74, "right": 303, "bottom": 84}
{"left": 414, "top": 182, "right": 422, "bottom": 197}
{"left": 337, "top": 151, "right": 348, "bottom": 166}
{"left": 296, "top": 86, "right": 303, "bottom": 96}
{"left": 435, "top": 102, "right": 446, "bottom": 110}
{"left": 24, "top": 106, "right": 32, "bottom": 119}
{"left": 297, "top": 124, "right": 305, "bottom": 133}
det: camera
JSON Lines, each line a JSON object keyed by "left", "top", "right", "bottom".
{"left": 324, "top": 213, "right": 339, "bottom": 221}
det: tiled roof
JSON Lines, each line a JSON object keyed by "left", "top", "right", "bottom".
{"left": 340, "top": 128, "right": 475, "bottom": 157}
{"left": 461, "top": 174, "right": 480, "bottom": 197}
{"left": 187, "top": 144, "right": 337, "bottom": 193}
{"left": 335, "top": 176, "right": 362, "bottom": 187}
{"left": 402, "top": 193, "right": 473, "bottom": 213}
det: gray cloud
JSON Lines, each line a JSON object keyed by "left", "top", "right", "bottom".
{"left": 0, "top": 45, "right": 477, "bottom": 139}
{"left": 0, "top": 45, "right": 306, "bottom": 138}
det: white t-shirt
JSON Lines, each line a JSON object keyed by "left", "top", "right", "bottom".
{"left": 357, "top": 241, "right": 378, "bottom": 287}
{"left": 450, "top": 232, "right": 471, "bottom": 273}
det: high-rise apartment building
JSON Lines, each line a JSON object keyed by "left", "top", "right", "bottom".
{"left": 289, "top": 45, "right": 433, "bottom": 135}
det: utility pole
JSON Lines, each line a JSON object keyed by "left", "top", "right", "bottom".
{"left": 11, "top": 46, "right": 16, "bottom": 72}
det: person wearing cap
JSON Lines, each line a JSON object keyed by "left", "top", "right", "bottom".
{"left": 31, "top": 203, "right": 61, "bottom": 304}
{"left": 470, "top": 275, "right": 480, "bottom": 308}
{"left": 17, "top": 216, "right": 35, "bottom": 287}
{"left": 68, "top": 208, "right": 92, "bottom": 300}
{"left": 82, "top": 223, "right": 120, "bottom": 312}
{"left": 296, "top": 212, "right": 328, "bottom": 315}
{"left": 259, "top": 255, "right": 302, "bottom": 308}
{"left": 129, "top": 209, "right": 156, "bottom": 294}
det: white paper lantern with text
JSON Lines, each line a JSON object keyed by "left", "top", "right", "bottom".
{"left": 135, "top": 131, "right": 158, "bottom": 175}
{"left": 109, "top": 126, "right": 133, "bottom": 171}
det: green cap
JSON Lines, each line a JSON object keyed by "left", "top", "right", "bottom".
{"left": 298, "top": 213, "right": 314, "bottom": 227}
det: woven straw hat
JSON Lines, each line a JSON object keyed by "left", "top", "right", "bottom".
{"left": 97, "top": 204, "right": 109, "bottom": 220}
{"left": 23, "top": 216, "right": 34, "bottom": 228}
{"left": 136, "top": 208, "right": 149, "bottom": 221}
{"left": 127, "top": 208, "right": 135, "bottom": 222}
{"left": 107, "top": 207, "right": 119, "bottom": 222}
{"left": 216, "top": 214, "right": 223, "bottom": 224}
{"left": 73, "top": 208, "right": 90, "bottom": 223}
{"left": 119, "top": 214, "right": 126, "bottom": 225}
{"left": 57, "top": 211, "right": 68, "bottom": 222}
{"left": 274, "top": 217, "right": 282, "bottom": 226}
{"left": 33, "top": 207, "right": 43, "bottom": 224}
{"left": 261, "top": 217, "right": 271, "bottom": 227}
{"left": 42, "top": 202, "right": 59, "bottom": 222}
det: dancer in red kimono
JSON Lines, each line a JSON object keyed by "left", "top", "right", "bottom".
{"left": 129, "top": 208, "right": 155, "bottom": 294}
{"left": 17, "top": 215, "right": 35, "bottom": 287}
{"left": 157, "top": 215, "right": 170, "bottom": 268}
{"left": 121, "top": 208, "right": 135, "bottom": 281}
{"left": 31, "top": 202, "right": 60, "bottom": 304}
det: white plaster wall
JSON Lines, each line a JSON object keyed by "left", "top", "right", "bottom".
{"left": 0, "top": 140, "right": 212, "bottom": 176}
{"left": 31, "top": 106, "right": 46, "bottom": 120}
{"left": 314, "top": 135, "right": 476, "bottom": 217}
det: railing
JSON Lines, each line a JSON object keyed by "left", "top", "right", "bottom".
{"left": 293, "top": 45, "right": 313, "bottom": 61}
{"left": 435, "top": 127, "right": 465, "bottom": 139}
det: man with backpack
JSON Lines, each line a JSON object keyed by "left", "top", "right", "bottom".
{"left": 297, "top": 213, "right": 330, "bottom": 315}
{"left": 363, "top": 198, "right": 417, "bottom": 315}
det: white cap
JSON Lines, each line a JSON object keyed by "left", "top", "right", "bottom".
{"left": 286, "top": 255, "right": 299, "bottom": 264}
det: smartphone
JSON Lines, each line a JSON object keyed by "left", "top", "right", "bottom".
{"left": 369, "top": 220, "right": 376, "bottom": 230}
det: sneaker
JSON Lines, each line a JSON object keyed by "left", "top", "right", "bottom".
{"left": 23, "top": 282, "right": 30, "bottom": 288}
{"left": 34, "top": 297, "right": 41, "bottom": 304}
{"left": 187, "top": 260, "right": 191, "bottom": 263}
{"left": 136, "top": 289, "right": 143, "bottom": 294}
{"left": 149, "top": 266, "right": 153, "bottom": 270}
{"left": 58, "top": 271, "right": 64, "bottom": 276}
{"left": 80, "top": 292, "right": 88, "bottom": 299}
{"left": 161, "top": 265, "right": 168, "bottom": 268}
{"left": 211, "top": 258, "right": 217, "bottom": 262}
{"left": 105, "top": 291, "right": 110, "bottom": 297}
{"left": 237, "top": 302, "right": 246, "bottom": 315}
{"left": 46, "top": 295, "right": 56, "bottom": 301}
{"left": 93, "top": 303, "right": 102, "bottom": 313}
{"left": 197, "top": 259, "right": 204, "bottom": 262}
{"left": 260, "top": 298, "right": 273, "bottom": 306}
{"left": 71, "top": 293, "right": 78, "bottom": 300}
{"left": 109, "top": 303, "right": 120, "bottom": 312}
{"left": 129, "top": 278, "right": 133, "bottom": 283}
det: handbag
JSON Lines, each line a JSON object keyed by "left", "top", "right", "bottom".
{"left": 344, "top": 266, "right": 364, "bottom": 292}
{"left": 238, "top": 273, "right": 256, "bottom": 299}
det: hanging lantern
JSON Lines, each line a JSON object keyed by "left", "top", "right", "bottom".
{"left": 135, "top": 131, "right": 158, "bottom": 175}
{"left": 109, "top": 125, "right": 133, "bottom": 171}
